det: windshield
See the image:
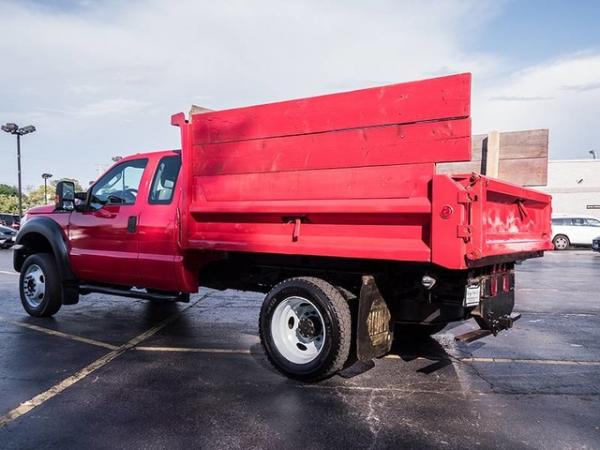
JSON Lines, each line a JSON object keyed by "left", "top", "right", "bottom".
{"left": 90, "top": 159, "right": 148, "bottom": 208}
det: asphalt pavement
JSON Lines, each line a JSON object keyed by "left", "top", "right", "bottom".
{"left": 0, "top": 249, "right": 598, "bottom": 449}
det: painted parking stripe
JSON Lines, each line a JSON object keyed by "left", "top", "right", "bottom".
{"left": 0, "top": 294, "right": 210, "bottom": 428}
{"left": 0, "top": 317, "right": 118, "bottom": 350}
{"left": 136, "top": 346, "right": 252, "bottom": 354}
{"left": 136, "top": 346, "right": 600, "bottom": 366}
{"left": 459, "top": 357, "right": 600, "bottom": 366}
{"left": 384, "top": 354, "right": 600, "bottom": 366}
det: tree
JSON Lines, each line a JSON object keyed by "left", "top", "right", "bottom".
{"left": 0, "top": 184, "right": 18, "bottom": 196}
{"left": 0, "top": 194, "right": 20, "bottom": 214}
{"left": 26, "top": 179, "right": 84, "bottom": 208}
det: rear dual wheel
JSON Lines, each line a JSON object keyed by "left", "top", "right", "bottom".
{"left": 259, "top": 277, "right": 351, "bottom": 382}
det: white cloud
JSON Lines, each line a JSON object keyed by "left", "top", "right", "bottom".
{"left": 473, "top": 52, "right": 600, "bottom": 159}
{"left": 0, "top": 0, "right": 596, "bottom": 188}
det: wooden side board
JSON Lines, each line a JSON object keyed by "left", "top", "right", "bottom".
{"left": 192, "top": 73, "right": 471, "bottom": 144}
{"left": 437, "top": 129, "right": 548, "bottom": 186}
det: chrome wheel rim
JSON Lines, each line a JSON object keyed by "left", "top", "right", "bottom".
{"left": 554, "top": 237, "right": 568, "bottom": 250}
{"left": 270, "top": 296, "right": 326, "bottom": 364}
{"left": 23, "top": 264, "right": 46, "bottom": 308}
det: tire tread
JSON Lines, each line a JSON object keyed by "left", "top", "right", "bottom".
{"left": 259, "top": 276, "right": 352, "bottom": 381}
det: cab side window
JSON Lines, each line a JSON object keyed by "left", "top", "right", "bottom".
{"left": 90, "top": 159, "right": 148, "bottom": 208}
{"left": 149, "top": 155, "right": 182, "bottom": 204}
{"left": 585, "top": 218, "right": 600, "bottom": 227}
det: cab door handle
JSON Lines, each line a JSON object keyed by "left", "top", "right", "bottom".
{"left": 127, "top": 216, "right": 137, "bottom": 233}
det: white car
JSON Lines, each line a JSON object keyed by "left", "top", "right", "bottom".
{"left": 551, "top": 215, "right": 600, "bottom": 250}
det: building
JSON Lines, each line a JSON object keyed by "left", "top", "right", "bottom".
{"left": 539, "top": 159, "right": 600, "bottom": 219}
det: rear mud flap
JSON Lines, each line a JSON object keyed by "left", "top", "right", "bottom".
{"left": 357, "top": 275, "right": 393, "bottom": 362}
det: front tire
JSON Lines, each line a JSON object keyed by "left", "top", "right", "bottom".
{"left": 553, "top": 234, "right": 570, "bottom": 250}
{"left": 19, "top": 253, "right": 62, "bottom": 317}
{"left": 259, "top": 277, "right": 351, "bottom": 382}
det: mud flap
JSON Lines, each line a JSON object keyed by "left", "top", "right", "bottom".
{"left": 357, "top": 275, "right": 393, "bottom": 362}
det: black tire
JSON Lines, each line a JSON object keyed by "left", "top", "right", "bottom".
{"left": 259, "top": 277, "right": 352, "bottom": 382}
{"left": 552, "top": 234, "right": 570, "bottom": 250}
{"left": 394, "top": 323, "right": 447, "bottom": 340}
{"left": 19, "top": 253, "right": 62, "bottom": 317}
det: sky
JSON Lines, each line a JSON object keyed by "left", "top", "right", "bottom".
{"left": 1, "top": 0, "right": 599, "bottom": 189}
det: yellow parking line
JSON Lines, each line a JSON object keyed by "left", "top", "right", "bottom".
{"left": 0, "top": 317, "right": 118, "bottom": 350}
{"left": 459, "top": 357, "right": 600, "bottom": 366}
{"left": 135, "top": 346, "right": 251, "bottom": 354}
{"left": 384, "top": 354, "right": 600, "bottom": 366}
{"left": 0, "top": 294, "right": 209, "bottom": 428}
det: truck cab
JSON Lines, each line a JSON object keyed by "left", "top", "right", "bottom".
{"left": 14, "top": 150, "right": 196, "bottom": 311}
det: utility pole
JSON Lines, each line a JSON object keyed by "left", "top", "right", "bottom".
{"left": 42, "top": 173, "right": 53, "bottom": 203}
{"left": 1, "top": 123, "right": 36, "bottom": 217}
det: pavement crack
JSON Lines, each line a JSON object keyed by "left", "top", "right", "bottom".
{"left": 365, "top": 391, "right": 382, "bottom": 450}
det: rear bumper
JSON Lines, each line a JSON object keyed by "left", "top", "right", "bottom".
{"left": 391, "top": 264, "right": 517, "bottom": 331}
{"left": 470, "top": 268, "right": 516, "bottom": 334}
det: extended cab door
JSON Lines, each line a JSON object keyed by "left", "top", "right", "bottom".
{"left": 136, "top": 154, "right": 182, "bottom": 291}
{"left": 68, "top": 158, "right": 149, "bottom": 286}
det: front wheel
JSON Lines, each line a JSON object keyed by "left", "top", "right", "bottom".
{"left": 552, "top": 234, "right": 570, "bottom": 250}
{"left": 19, "top": 253, "right": 62, "bottom": 317}
{"left": 259, "top": 277, "right": 351, "bottom": 382}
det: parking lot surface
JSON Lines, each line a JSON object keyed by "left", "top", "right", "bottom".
{"left": 0, "top": 249, "right": 599, "bottom": 449}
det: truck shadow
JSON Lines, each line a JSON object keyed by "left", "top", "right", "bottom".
{"left": 249, "top": 334, "right": 455, "bottom": 381}
{"left": 389, "top": 336, "right": 453, "bottom": 374}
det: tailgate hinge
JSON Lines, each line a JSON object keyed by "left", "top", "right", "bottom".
{"left": 457, "top": 224, "right": 472, "bottom": 242}
{"left": 457, "top": 190, "right": 477, "bottom": 204}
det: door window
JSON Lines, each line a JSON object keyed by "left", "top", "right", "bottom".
{"left": 584, "top": 218, "right": 600, "bottom": 227}
{"left": 90, "top": 159, "right": 148, "bottom": 208}
{"left": 148, "top": 155, "right": 182, "bottom": 204}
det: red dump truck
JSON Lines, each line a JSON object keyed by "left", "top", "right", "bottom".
{"left": 14, "top": 73, "right": 552, "bottom": 380}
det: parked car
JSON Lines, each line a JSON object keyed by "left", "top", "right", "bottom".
{"left": 0, "top": 224, "right": 17, "bottom": 249}
{"left": 593, "top": 236, "right": 600, "bottom": 253}
{"left": 551, "top": 215, "right": 600, "bottom": 250}
{"left": 0, "top": 213, "right": 20, "bottom": 229}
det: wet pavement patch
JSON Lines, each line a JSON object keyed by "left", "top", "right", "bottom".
{"left": 0, "top": 249, "right": 599, "bottom": 449}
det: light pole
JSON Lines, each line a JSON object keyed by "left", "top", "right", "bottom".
{"left": 1, "top": 123, "right": 36, "bottom": 217}
{"left": 42, "top": 173, "right": 53, "bottom": 203}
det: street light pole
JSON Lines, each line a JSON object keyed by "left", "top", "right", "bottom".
{"left": 17, "top": 133, "right": 22, "bottom": 215}
{"left": 1, "top": 123, "right": 36, "bottom": 218}
{"left": 42, "top": 173, "right": 53, "bottom": 204}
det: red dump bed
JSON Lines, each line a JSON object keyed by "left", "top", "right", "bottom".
{"left": 172, "top": 73, "right": 552, "bottom": 270}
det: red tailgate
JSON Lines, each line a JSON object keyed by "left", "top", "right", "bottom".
{"left": 432, "top": 173, "right": 552, "bottom": 269}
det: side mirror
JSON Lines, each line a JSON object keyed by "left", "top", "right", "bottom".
{"left": 55, "top": 181, "right": 75, "bottom": 211}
